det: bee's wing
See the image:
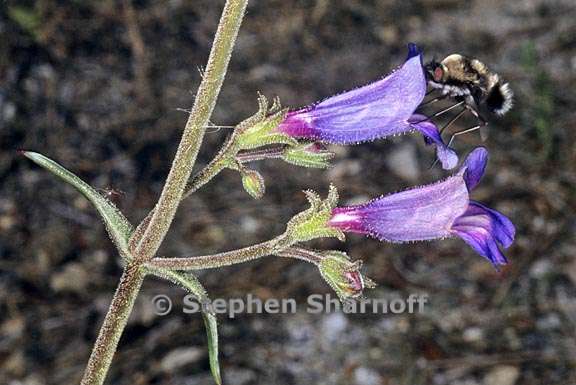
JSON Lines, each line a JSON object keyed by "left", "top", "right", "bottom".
{"left": 479, "top": 125, "right": 489, "bottom": 141}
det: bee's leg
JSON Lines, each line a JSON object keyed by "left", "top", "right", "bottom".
{"left": 429, "top": 107, "right": 485, "bottom": 169}
{"left": 466, "top": 107, "right": 488, "bottom": 125}
{"left": 415, "top": 100, "right": 465, "bottom": 124}
{"left": 429, "top": 100, "right": 465, "bottom": 119}
{"left": 420, "top": 93, "right": 448, "bottom": 107}
{"left": 463, "top": 105, "right": 489, "bottom": 140}
{"left": 439, "top": 106, "right": 467, "bottom": 134}
{"left": 446, "top": 124, "right": 483, "bottom": 149}
{"left": 428, "top": 107, "right": 467, "bottom": 169}
{"left": 420, "top": 95, "right": 444, "bottom": 107}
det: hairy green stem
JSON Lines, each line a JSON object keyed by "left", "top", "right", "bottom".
{"left": 148, "top": 238, "right": 284, "bottom": 270}
{"left": 134, "top": 0, "right": 248, "bottom": 262}
{"left": 82, "top": 2, "right": 248, "bottom": 384}
{"left": 275, "top": 246, "right": 323, "bottom": 265}
{"left": 182, "top": 139, "right": 238, "bottom": 200}
{"left": 147, "top": 243, "right": 324, "bottom": 271}
{"left": 80, "top": 264, "right": 145, "bottom": 385}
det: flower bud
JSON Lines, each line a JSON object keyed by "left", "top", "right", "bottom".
{"left": 241, "top": 169, "right": 265, "bottom": 199}
{"left": 281, "top": 142, "right": 334, "bottom": 169}
{"left": 318, "top": 251, "right": 375, "bottom": 300}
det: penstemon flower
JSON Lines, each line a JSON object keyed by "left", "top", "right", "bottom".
{"left": 276, "top": 44, "right": 458, "bottom": 169}
{"left": 328, "top": 147, "right": 515, "bottom": 267}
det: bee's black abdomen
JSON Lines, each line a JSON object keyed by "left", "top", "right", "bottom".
{"left": 486, "top": 85, "right": 504, "bottom": 111}
{"left": 485, "top": 82, "right": 513, "bottom": 116}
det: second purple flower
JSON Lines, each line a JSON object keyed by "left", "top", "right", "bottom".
{"left": 328, "top": 147, "right": 515, "bottom": 268}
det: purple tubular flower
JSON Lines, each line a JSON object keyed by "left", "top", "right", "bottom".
{"left": 277, "top": 43, "right": 457, "bottom": 169}
{"left": 328, "top": 147, "right": 515, "bottom": 267}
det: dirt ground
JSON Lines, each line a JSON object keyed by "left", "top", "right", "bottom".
{"left": 1, "top": 1, "right": 576, "bottom": 384}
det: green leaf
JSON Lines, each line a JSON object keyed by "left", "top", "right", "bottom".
{"left": 203, "top": 312, "right": 221, "bottom": 385}
{"left": 22, "top": 151, "right": 133, "bottom": 259}
{"left": 148, "top": 268, "right": 222, "bottom": 385}
{"left": 8, "top": 6, "right": 41, "bottom": 38}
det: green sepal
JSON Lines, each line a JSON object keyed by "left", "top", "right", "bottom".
{"left": 147, "top": 267, "right": 222, "bottom": 385}
{"left": 283, "top": 184, "right": 344, "bottom": 244}
{"left": 282, "top": 142, "right": 334, "bottom": 169}
{"left": 22, "top": 151, "right": 134, "bottom": 260}
{"left": 235, "top": 94, "right": 297, "bottom": 150}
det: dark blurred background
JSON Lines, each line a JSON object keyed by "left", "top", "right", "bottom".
{"left": 1, "top": 1, "right": 576, "bottom": 384}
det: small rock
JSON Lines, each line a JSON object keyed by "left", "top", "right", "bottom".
{"left": 565, "top": 250, "right": 576, "bottom": 285}
{"left": 354, "top": 367, "right": 381, "bottom": 385}
{"left": 483, "top": 365, "right": 520, "bottom": 385}
{"left": 375, "top": 26, "right": 398, "bottom": 45}
{"left": 160, "top": 347, "right": 204, "bottom": 372}
{"left": 321, "top": 312, "right": 348, "bottom": 342}
{"left": 11, "top": 374, "right": 45, "bottom": 385}
{"left": 88, "top": 250, "right": 108, "bottom": 265}
{"left": 385, "top": 143, "right": 420, "bottom": 182}
{"left": 327, "top": 159, "right": 362, "bottom": 180}
{"left": 223, "top": 368, "right": 257, "bottom": 385}
{"left": 50, "top": 263, "right": 89, "bottom": 292}
{"left": 529, "top": 259, "right": 552, "bottom": 278}
{"left": 2, "top": 100, "right": 16, "bottom": 121}
{"left": 4, "top": 350, "right": 25, "bottom": 376}
{"left": 1, "top": 317, "right": 25, "bottom": 341}
{"left": 462, "top": 327, "right": 484, "bottom": 343}
{"left": 536, "top": 313, "right": 561, "bottom": 330}
{"left": 0, "top": 214, "right": 16, "bottom": 231}
{"left": 248, "top": 64, "right": 281, "bottom": 81}
{"left": 240, "top": 216, "right": 259, "bottom": 233}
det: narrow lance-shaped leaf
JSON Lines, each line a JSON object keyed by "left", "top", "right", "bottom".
{"left": 148, "top": 268, "right": 222, "bottom": 385}
{"left": 22, "top": 151, "right": 134, "bottom": 259}
{"left": 203, "top": 312, "right": 220, "bottom": 385}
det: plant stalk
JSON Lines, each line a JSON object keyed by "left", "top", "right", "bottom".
{"left": 148, "top": 243, "right": 324, "bottom": 271}
{"left": 148, "top": 238, "right": 283, "bottom": 270}
{"left": 82, "top": 2, "right": 248, "bottom": 384}
{"left": 182, "top": 139, "right": 238, "bottom": 200}
{"left": 80, "top": 263, "right": 145, "bottom": 385}
{"left": 133, "top": 0, "right": 248, "bottom": 263}
{"left": 275, "top": 246, "right": 323, "bottom": 264}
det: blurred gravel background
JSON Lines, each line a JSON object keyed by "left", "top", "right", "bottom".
{"left": 1, "top": 1, "right": 576, "bottom": 384}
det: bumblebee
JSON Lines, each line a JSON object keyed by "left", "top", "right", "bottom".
{"left": 421, "top": 54, "right": 513, "bottom": 148}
